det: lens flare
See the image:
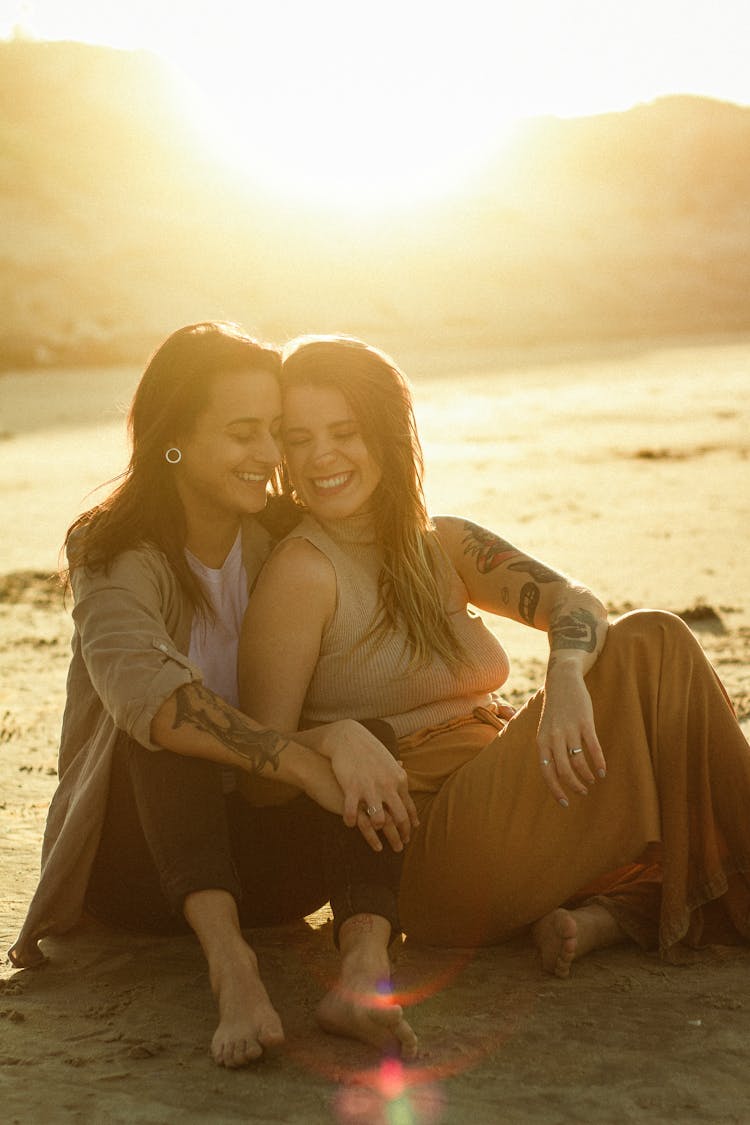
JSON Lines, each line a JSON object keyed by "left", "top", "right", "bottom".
{"left": 333, "top": 1058, "right": 444, "bottom": 1125}
{"left": 270, "top": 920, "right": 538, "bottom": 1121}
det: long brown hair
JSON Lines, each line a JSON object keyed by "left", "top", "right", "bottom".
{"left": 64, "top": 321, "right": 281, "bottom": 611}
{"left": 280, "top": 334, "right": 463, "bottom": 668}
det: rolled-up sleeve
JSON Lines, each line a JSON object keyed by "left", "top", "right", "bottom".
{"left": 71, "top": 548, "right": 203, "bottom": 750}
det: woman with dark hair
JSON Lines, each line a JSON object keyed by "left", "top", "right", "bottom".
{"left": 9, "top": 323, "right": 418, "bottom": 1066}
{"left": 239, "top": 333, "right": 750, "bottom": 974}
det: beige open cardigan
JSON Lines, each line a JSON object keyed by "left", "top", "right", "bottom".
{"left": 9, "top": 521, "right": 271, "bottom": 969}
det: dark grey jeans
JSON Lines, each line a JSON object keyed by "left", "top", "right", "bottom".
{"left": 86, "top": 721, "right": 402, "bottom": 945}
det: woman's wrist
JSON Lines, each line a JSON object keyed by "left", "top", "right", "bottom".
{"left": 545, "top": 651, "right": 586, "bottom": 674}
{"left": 274, "top": 738, "right": 328, "bottom": 791}
{"left": 294, "top": 719, "right": 353, "bottom": 761}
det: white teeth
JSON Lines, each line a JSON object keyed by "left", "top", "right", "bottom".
{"left": 235, "top": 472, "right": 266, "bottom": 483}
{"left": 315, "top": 473, "right": 350, "bottom": 490}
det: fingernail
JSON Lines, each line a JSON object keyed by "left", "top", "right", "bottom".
{"left": 558, "top": 797, "right": 569, "bottom": 808}
{"left": 598, "top": 769, "right": 606, "bottom": 779}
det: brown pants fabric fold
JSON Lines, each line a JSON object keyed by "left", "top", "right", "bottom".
{"left": 398, "top": 610, "right": 750, "bottom": 955}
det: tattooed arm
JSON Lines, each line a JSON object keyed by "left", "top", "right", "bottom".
{"left": 436, "top": 516, "right": 607, "bottom": 637}
{"left": 435, "top": 516, "right": 609, "bottom": 801}
{"left": 150, "top": 681, "right": 348, "bottom": 820}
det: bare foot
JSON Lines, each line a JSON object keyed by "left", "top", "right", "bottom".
{"left": 317, "top": 953, "right": 418, "bottom": 1060}
{"left": 531, "top": 904, "right": 626, "bottom": 979}
{"left": 209, "top": 941, "right": 285, "bottom": 1068}
{"left": 183, "top": 889, "right": 285, "bottom": 1068}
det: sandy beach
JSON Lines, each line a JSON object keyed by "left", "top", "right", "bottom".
{"left": 1, "top": 334, "right": 749, "bottom": 1124}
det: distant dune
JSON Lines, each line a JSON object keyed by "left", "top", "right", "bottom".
{"left": 3, "top": 38, "right": 750, "bottom": 368}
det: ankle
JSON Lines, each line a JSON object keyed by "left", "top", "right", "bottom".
{"left": 338, "top": 913, "right": 392, "bottom": 955}
{"left": 182, "top": 889, "right": 258, "bottom": 973}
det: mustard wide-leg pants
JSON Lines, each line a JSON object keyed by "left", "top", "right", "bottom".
{"left": 399, "top": 610, "right": 750, "bottom": 955}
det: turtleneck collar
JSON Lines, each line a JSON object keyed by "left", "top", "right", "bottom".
{"left": 316, "top": 508, "right": 378, "bottom": 547}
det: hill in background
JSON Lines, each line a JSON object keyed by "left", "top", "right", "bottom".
{"left": 3, "top": 38, "right": 750, "bottom": 368}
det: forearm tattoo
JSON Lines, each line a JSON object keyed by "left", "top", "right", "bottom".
{"left": 462, "top": 521, "right": 558, "bottom": 625}
{"left": 172, "top": 682, "right": 288, "bottom": 773}
{"left": 549, "top": 606, "right": 598, "bottom": 653}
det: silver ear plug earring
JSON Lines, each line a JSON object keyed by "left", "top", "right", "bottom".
{"left": 165, "top": 448, "right": 182, "bottom": 464}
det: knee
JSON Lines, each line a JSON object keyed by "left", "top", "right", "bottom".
{"left": 608, "top": 608, "right": 694, "bottom": 651}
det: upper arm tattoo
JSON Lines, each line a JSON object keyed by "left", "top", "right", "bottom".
{"left": 506, "top": 558, "right": 559, "bottom": 584}
{"left": 549, "top": 606, "right": 598, "bottom": 653}
{"left": 172, "top": 682, "right": 288, "bottom": 772}
{"left": 519, "top": 582, "right": 540, "bottom": 625}
{"left": 461, "top": 522, "right": 518, "bottom": 574}
{"left": 462, "top": 522, "right": 558, "bottom": 581}
{"left": 462, "top": 521, "right": 559, "bottom": 625}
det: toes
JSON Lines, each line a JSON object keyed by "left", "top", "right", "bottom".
{"left": 239, "top": 1038, "right": 265, "bottom": 1066}
{"left": 227, "top": 1039, "right": 251, "bottom": 1069}
{"left": 533, "top": 909, "right": 579, "bottom": 976}
{"left": 366, "top": 1005, "right": 419, "bottom": 1058}
{"left": 212, "top": 1033, "right": 268, "bottom": 1068}
{"left": 395, "top": 1018, "right": 419, "bottom": 1060}
{"left": 258, "top": 1027, "right": 285, "bottom": 1055}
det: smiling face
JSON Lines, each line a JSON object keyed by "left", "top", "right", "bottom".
{"left": 281, "top": 383, "right": 383, "bottom": 520}
{"left": 173, "top": 368, "right": 282, "bottom": 527}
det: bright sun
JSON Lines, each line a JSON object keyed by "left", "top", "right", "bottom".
{"left": 180, "top": 74, "right": 522, "bottom": 213}
{"left": 166, "top": 8, "right": 528, "bottom": 213}
{"left": 6, "top": 0, "right": 539, "bottom": 212}
{"left": 8, "top": 0, "right": 750, "bottom": 212}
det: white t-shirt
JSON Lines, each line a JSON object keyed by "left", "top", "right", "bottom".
{"left": 185, "top": 530, "right": 248, "bottom": 708}
{"left": 185, "top": 531, "right": 249, "bottom": 792}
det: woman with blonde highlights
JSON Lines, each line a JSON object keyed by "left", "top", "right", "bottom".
{"left": 240, "top": 332, "right": 750, "bottom": 979}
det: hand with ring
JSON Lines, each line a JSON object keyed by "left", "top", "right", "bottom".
{"left": 535, "top": 669, "right": 607, "bottom": 805}
{"left": 355, "top": 799, "right": 408, "bottom": 855}
{"left": 316, "top": 719, "right": 419, "bottom": 852}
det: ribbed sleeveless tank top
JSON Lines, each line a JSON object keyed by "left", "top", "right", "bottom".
{"left": 286, "top": 513, "right": 510, "bottom": 738}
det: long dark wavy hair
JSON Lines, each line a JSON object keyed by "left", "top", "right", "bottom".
{"left": 64, "top": 321, "right": 282, "bottom": 611}
{"left": 280, "top": 334, "right": 464, "bottom": 668}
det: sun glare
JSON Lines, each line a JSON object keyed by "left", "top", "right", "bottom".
{"left": 176, "top": 68, "right": 522, "bottom": 214}
{"left": 158, "top": 5, "right": 532, "bottom": 214}
{"left": 0, "top": 1, "right": 553, "bottom": 212}
{"left": 6, "top": 0, "right": 750, "bottom": 212}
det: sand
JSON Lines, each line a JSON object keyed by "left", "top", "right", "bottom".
{"left": 1, "top": 334, "right": 749, "bottom": 1124}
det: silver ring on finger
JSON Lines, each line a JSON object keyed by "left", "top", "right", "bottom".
{"left": 568, "top": 747, "right": 584, "bottom": 756}
{"left": 365, "top": 805, "right": 381, "bottom": 817}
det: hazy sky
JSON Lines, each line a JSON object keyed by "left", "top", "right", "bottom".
{"left": 4, "top": 0, "right": 749, "bottom": 206}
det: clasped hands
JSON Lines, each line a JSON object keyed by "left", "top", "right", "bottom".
{"left": 302, "top": 719, "right": 418, "bottom": 853}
